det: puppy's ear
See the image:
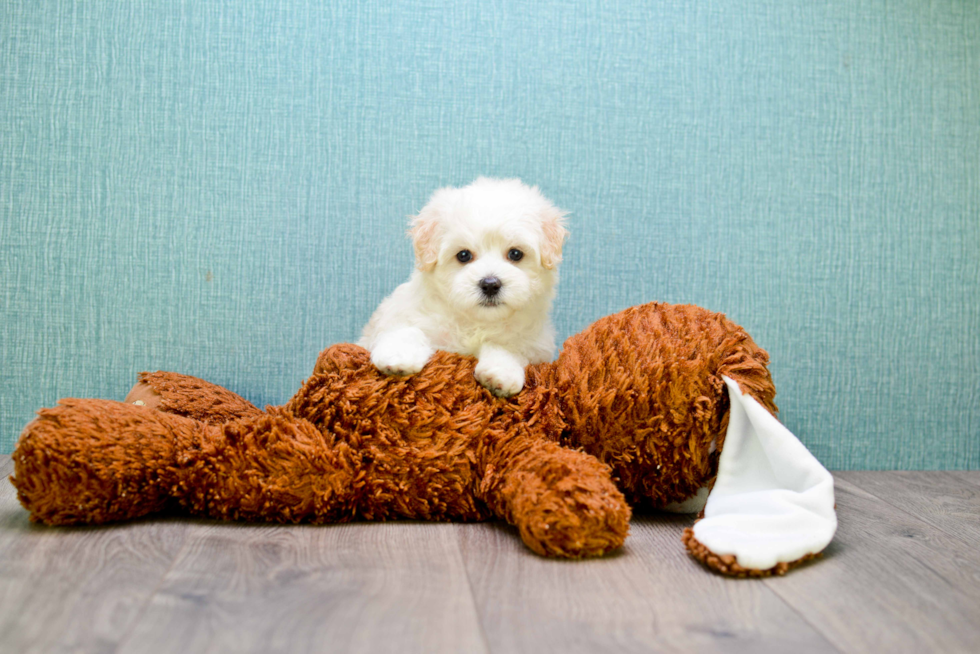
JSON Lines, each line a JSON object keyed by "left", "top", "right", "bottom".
{"left": 539, "top": 206, "right": 569, "bottom": 270}
{"left": 409, "top": 211, "right": 439, "bottom": 272}
{"left": 410, "top": 188, "right": 453, "bottom": 272}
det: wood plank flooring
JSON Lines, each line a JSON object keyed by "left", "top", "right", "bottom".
{"left": 1, "top": 456, "right": 977, "bottom": 654}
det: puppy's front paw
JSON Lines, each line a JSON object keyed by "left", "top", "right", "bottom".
{"left": 371, "top": 339, "right": 433, "bottom": 377}
{"left": 475, "top": 358, "right": 525, "bottom": 397}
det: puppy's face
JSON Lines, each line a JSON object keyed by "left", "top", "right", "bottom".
{"left": 411, "top": 178, "right": 568, "bottom": 321}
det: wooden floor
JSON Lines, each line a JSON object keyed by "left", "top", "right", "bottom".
{"left": 1, "top": 456, "right": 978, "bottom": 654}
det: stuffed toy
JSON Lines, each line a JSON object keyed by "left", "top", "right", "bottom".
{"left": 9, "top": 302, "right": 836, "bottom": 577}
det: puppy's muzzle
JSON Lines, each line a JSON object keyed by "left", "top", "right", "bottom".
{"left": 478, "top": 276, "right": 503, "bottom": 299}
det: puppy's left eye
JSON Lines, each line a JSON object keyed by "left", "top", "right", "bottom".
{"left": 507, "top": 248, "right": 524, "bottom": 262}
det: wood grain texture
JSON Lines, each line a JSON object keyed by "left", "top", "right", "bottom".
{"left": 837, "top": 471, "right": 980, "bottom": 544}
{"left": 3, "top": 459, "right": 980, "bottom": 654}
{"left": 0, "top": 456, "right": 187, "bottom": 654}
{"left": 115, "top": 521, "right": 488, "bottom": 654}
{"left": 761, "top": 475, "right": 980, "bottom": 653}
{"left": 949, "top": 471, "right": 980, "bottom": 488}
{"left": 459, "top": 514, "right": 837, "bottom": 654}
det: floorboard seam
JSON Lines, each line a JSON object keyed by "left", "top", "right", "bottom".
{"left": 953, "top": 471, "right": 980, "bottom": 489}
{"left": 455, "top": 524, "right": 494, "bottom": 654}
{"left": 111, "top": 522, "right": 195, "bottom": 653}
{"left": 837, "top": 474, "right": 979, "bottom": 546}
{"left": 761, "top": 580, "right": 846, "bottom": 654}
{"left": 759, "top": 474, "right": 952, "bottom": 654}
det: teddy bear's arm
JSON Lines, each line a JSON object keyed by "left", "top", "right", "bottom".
{"left": 476, "top": 413, "right": 631, "bottom": 558}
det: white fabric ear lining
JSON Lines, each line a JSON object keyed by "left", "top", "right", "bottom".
{"left": 692, "top": 376, "right": 837, "bottom": 570}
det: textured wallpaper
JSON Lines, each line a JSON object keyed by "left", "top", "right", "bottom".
{"left": 1, "top": 0, "right": 978, "bottom": 468}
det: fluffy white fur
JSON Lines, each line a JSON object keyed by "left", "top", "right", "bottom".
{"left": 358, "top": 177, "right": 568, "bottom": 397}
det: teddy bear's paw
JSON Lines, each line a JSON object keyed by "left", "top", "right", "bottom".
{"left": 474, "top": 358, "right": 525, "bottom": 397}
{"left": 516, "top": 485, "right": 631, "bottom": 558}
{"left": 123, "top": 380, "right": 163, "bottom": 410}
{"left": 370, "top": 338, "right": 433, "bottom": 377}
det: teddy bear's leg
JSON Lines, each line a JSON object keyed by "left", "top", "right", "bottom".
{"left": 11, "top": 399, "right": 200, "bottom": 525}
{"left": 13, "top": 400, "right": 363, "bottom": 526}
{"left": 123, "top": 371, "right": 263, "bottom": 424}
{"left": 478, "top": 436, "right": 631, "bottom": 558}
{"left": 682, "top": 376, "right": 837, "bottom": 577}
{"left": 173, "top": 407, "right": 360, "bottom": 524}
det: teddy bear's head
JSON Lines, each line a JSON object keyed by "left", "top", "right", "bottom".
{"left": 532, "top": 302, "right": 777, "bottom": 508}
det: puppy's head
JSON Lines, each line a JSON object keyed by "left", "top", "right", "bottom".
{"left": 410, "top": 178, "right": 568, "bottom": 320}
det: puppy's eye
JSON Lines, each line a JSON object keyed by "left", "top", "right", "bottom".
{"left": 456, "top": 250, "right": 473, "bottom": 263}
{"left": 507, "top": 248, "right": 524, "bottom": 262}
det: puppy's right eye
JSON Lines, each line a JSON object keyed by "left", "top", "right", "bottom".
{"left": 456, "top": 250, "right": 473, "bottom": 263}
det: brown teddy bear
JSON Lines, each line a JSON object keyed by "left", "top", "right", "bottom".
{"left": 9, "top": 302, "right": 836, "bottom": 577}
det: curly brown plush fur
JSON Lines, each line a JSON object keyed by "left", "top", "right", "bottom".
{"left": 11, "top": 303, "right": 784, "bottom": 569}
{"left": 681, "top": 528, "right": 821, "bottom": 577}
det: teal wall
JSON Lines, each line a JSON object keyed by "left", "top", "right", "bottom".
{"left": 2, "top": 1, "right": 978, "bottom": 468}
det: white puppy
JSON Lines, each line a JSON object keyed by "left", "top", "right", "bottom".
{"left": 358, "top": 177, "right": 568, "bottom": 397}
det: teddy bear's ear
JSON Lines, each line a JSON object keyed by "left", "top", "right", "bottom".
{"left": 409, "top": 187, "right": 454, "bottom": 272}
{"left": 539, "top": 204, "right": 569, "bottom": 270}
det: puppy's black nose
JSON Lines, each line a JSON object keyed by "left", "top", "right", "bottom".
{"left": 479, "top": 276, "right": 502, "bottom": 297}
